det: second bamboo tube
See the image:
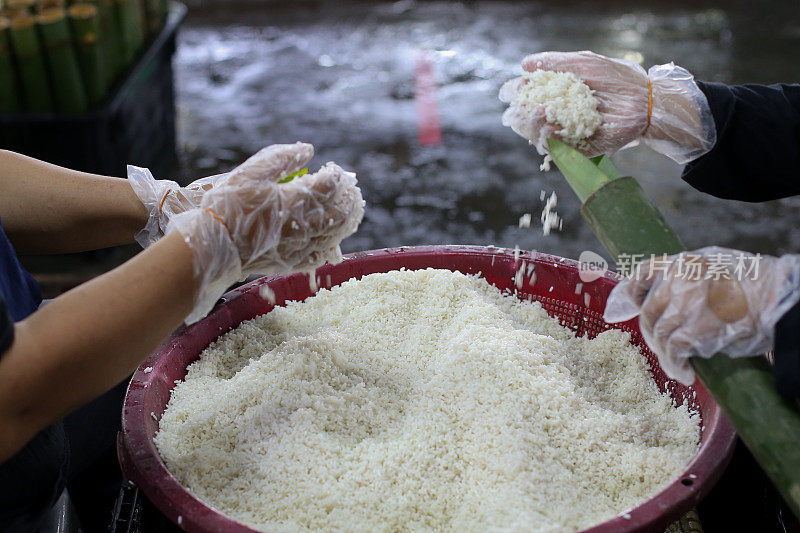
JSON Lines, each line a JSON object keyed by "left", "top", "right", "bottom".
{"left": 68, "top": 3, "right": 105, "bottom": 106}
{"left": 36, "top": 7, "right": 87, "bottom": 114}
{"left": 9, "top": 14, "right": 53, "bottom": 112}
{"left": 0, "top": 17, "right": 22, "bottom": 112}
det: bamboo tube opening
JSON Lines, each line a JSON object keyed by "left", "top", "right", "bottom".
{"left": 9, "top": 13, "right": 33, "bottom": 28}
{"left": 5, "top": 0, "right": 33, "bottom": 12}
{"left": 0, "top": 16, "right": 8, "bottom": 52}
{"left": 1, "top": 8, "right": 27, "bottom": 19}
{"left": 68, "top": 4, "right": 99, "bottom": 47}
{"left": 37, "top": 0, "right": 66, "bottom": 13}
{"left": 69, "top": 3, "right": 97, "bottom": 18}
{"left": 35, "top": 6, "right": 66, "bottom": 24}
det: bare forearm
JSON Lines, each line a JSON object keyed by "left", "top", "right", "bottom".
{"left": 0, "top": 232, "right": 196, "bottom": 461}
{"left": 0, "top": 150, "right": 147, "bottom": 253}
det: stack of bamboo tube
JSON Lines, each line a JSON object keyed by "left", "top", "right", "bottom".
{"left": 0, "top": 0, "right": 168, "bottom": 113}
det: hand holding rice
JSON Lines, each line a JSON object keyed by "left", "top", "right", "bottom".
{"left": 500, "top": 69, "right": 602, "bottom": 168}
{"left": 500, "top": 50, "right": 716, "bottom": 165}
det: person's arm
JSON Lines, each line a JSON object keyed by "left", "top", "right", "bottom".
{"left": 0, "top": 142, "right": 364, "bottom": 464}
{"left": 682, "top": 82, "right": 800, "bottom": 202}
{"left": 0, "top": 231, "right": 195, "bottom": 462}
{"left": 603, "top": 247, "right": 800, "bottom": 391}
{"left": 0, "top": 150, "right": 148, "bottom": 254}
{"left": 500, "top": 51, "right": 715, "bottom": 165}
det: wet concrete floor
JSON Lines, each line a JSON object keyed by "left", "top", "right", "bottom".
{"left": 173, "top": 0, "right": 800, "bottom": 266}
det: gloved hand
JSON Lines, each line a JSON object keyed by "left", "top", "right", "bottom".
{"left": 603, "top": 247, "right": 800, "bottom": 385}
{"left": 499, "top": 50, "right": 716, "bottom": 164}
{"left": 166, "top": 142, "right": 365, "bottom": 324}
{"left": 128, "top": 166, "right": 226, "bottom": 248}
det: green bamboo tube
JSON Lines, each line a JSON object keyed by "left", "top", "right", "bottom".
{"left": 1, "top": 8, "right": 26, "bottom": 18}
{"left": 583, "top": 177, "right": 800, "bottom": 518}
{"left": 135, "top": 0, "right": 145, "bottom": 38}
{"left": 102, "top": 0, "right": 120, "bottom": 84}
{"left": 68, "top": 3, "right": 104, "bottom": 106}
{"left": 81, "top": 0, "right": 118, "bottom": 88}
{"left": 142, "top": 0, "right": 161, "bottom": 36}
{"left": 36, "top": 7, "right": 87, "bottom": 113}
{"left": 132, "top": 0, "right": 144, "bottom": 50}
{"left": 551, "top": 140, "right": 800, "bottom": 518}
{"left": 8, "top": 14, "right": 53, "bottom": 112}
{"left": 0, "top": 17, "right": 22, "bottom": 111}
{"left": 112, "top": 0, "right": 142, "bottom": 66}
{"left": 581, "top": 177, "right": 686, "bottom": 260}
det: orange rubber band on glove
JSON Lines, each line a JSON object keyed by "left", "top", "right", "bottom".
{"left": 643, "top": 76, "right": 653, "bottom": 135}
{"left": 204, "top": 208, "right": 232, "bottom": 239}
{"left": 156, "top": 190, "right": 172, "bottom": 233}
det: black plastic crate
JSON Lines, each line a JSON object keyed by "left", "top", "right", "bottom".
{"left": 0, "top": 2, "right": 187, "bottom": 178}
{"left": 111, "top": 485, "right": 181, "bottom": 533}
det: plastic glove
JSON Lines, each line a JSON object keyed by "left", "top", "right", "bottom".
{"left": 128, "top": 166, "right": 226, "bottom": 248}
{"left": 166, "top": 142, "right": 365, "bottom": 324}
{"left": 499, "top": 50, "right": 716, "bottom": 164}
{"left": 603, "top": 247, "right": 800, "bottom": 385}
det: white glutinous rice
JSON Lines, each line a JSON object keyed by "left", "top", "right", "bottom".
{"left": 259, "top": 286, "right": 276, "bottom": 305}
{"left": 541, "top": 191, "right": 560, "bottom": 236}
{"left": 514, "top": 264, "right": 525, "bottom": 290}
{"left": 309, "top": 273, "right": 318, "bottom": 293}
{"left": 519, "top": 213, "right": 532, "bottom": 228}
{"left": 156, "top": 269, "right": 700, "bottom": 533}
{"left": 501, "top": 70, "right": 602, "bottom": 171}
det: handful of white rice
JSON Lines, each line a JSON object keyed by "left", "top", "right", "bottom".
{"left": 500, "top": 70, "right": 603, "bottom": 169}
{"left": 156, "top": 269, "right": 699, "bottom": 532}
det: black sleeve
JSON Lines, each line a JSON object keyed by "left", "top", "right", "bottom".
{"left": 681, "top": 81, "right": 800, "bottom": 202}
{"left": 0, "top": 296, "right": 13, "bottom": 355}
{"left": 774, "top": 301, "right": 800, "bottom": 396}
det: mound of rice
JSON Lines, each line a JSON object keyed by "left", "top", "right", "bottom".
{"left": 156, "top": 268, "right": 699, "bottom": 532}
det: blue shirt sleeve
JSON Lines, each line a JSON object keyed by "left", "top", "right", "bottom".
{"left": 0, "top": 215, "right": 42, "bottom": 321}
{"left": 0, "top": 215, "right": 68, "bottom": 529}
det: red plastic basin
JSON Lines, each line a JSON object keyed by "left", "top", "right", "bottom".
{"left": 119, "top": 245, "right": 736, "bottom": 532}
